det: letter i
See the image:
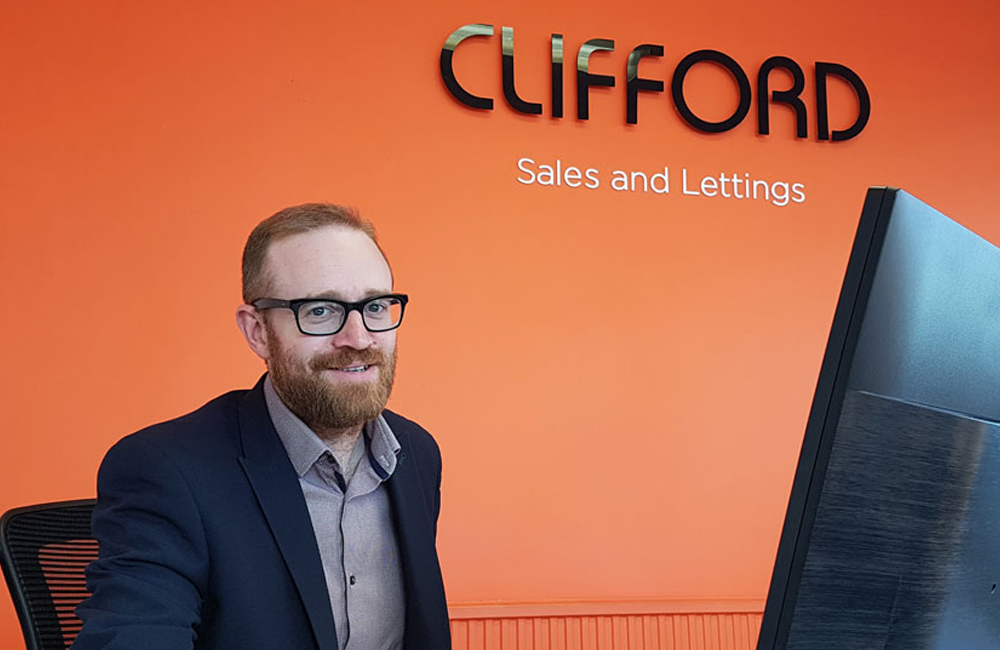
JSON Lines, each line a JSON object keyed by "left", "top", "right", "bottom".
{"left": 552, "top": 34, "right": 564, "bottom": 118}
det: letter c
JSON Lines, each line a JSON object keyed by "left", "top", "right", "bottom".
{"left": 440, "top": 24, "right": 495, "bottom": 110}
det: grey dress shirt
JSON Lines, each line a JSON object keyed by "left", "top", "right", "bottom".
{"left": 264, "top": 377, "right": 405, "bottom": 650}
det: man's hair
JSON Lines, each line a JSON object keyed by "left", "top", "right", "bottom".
{"left": 242, "top": 202, "right": 383, "bottom": 303}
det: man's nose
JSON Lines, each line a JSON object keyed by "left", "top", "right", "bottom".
{"left": 331, "top": 310, "right": 374, "bottom": 348}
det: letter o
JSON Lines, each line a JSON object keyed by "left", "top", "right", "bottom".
{"left": 671, "top": 50, "right": 752, "bottom": 133}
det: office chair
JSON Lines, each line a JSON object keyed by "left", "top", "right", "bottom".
{"left": 0, "top": 500, "right": 97, "bottom": 650}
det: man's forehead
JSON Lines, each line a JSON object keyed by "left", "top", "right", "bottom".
{"left": 263, "top": 227, "right": 392, "bottom": 297}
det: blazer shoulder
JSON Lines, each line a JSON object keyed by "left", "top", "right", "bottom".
{"left": 382, "top": 410, "right": 441, "bottom": 463}
{"left": 107, "top": 389, "right": 249, "bottom": 467}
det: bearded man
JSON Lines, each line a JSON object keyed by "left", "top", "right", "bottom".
{"left": 72, "top": 204, "right": 450, "bottom": 650}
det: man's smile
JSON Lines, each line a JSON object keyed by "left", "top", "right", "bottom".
{"left": 323, "top": 363, "right": 378, "bottom": 379}
{"left": 334, "top": 364, "right": 372, "bottom": 373}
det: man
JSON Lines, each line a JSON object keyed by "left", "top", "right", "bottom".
{"left": 73, "top": 204, "right": 450, "bottom": 650}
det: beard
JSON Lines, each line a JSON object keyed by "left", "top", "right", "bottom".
{"left": 266, "top": 325, "right": 397, "bottom": 431}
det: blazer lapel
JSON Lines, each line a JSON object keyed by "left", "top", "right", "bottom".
{"left": 385, "top": 434, "right": 450, "bottom": 649}
{"left": 236, "top": 378, "right": 338, "bottom": 650}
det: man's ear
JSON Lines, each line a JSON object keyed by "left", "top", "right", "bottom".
{"left": 236, "top": 304, "right": 270, "bottom": 361}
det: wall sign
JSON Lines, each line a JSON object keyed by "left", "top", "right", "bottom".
{"left": 441, "top": 23, "right": 871, "bottom": 141}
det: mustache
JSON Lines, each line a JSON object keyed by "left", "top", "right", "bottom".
{"left": 308, "top": 348, "right": 388, "bottom": 371}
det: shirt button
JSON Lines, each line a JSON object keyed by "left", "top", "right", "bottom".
{"left": 349, "top": 575, "right": 357, "bottom": 586}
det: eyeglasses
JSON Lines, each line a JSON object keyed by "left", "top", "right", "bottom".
{"left": 252, "top": 294, "right": 408, "bottom": 336}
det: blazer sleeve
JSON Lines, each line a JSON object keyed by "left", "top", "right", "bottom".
{"left": 72, "top": 434, "right": 209, "bottom": 650}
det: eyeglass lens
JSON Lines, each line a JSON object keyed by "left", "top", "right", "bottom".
{"left": 296, "top": 297, "right": 403, "bottom": 334}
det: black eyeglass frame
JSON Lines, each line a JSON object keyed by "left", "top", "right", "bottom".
{"left": 252, "top": 293, "right": 409, "bottom": 336}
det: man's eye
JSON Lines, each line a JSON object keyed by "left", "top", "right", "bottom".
{"left": 365, "top": 302, "right": 387, "bottom": 314}
{"left": 300, "top": 303, "right": 341, "bottom": 321}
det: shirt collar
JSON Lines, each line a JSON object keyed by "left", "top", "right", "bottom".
{"left": 366, "top": 410, "right": 401, "bottom": 477}
{"left": 264, "top": 376, "right": 327, "bottom": 477}
{"left": 263, "top": 374, "right": 401, "bottom": 479}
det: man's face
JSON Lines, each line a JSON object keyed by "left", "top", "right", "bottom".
{"left": 260, "top": 226, "right": 397, "bottom": 431}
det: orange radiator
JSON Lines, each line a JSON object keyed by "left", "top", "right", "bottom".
{"left": 449, "top": 600, "right": 764, "bottom": 650}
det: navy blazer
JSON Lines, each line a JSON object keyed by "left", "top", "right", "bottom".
{"left": 73, "top": 376, "right": 450, "bottom": 650}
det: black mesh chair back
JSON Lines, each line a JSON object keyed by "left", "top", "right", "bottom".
{"left": 0, "top": 500, "right": 97, "bottom": 650}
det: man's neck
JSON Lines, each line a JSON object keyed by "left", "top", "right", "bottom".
{"left": 315, "top": 424, "right": 363, "bottom": 469}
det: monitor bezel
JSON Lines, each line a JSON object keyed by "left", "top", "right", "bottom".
{"left": 756, "top": 186, "right": 899, "bottom": 650}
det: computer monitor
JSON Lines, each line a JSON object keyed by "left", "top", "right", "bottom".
{"left": 756, "top": 187, "right": 1000, "bottom": 650}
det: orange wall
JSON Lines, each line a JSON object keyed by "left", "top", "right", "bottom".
{"left": 3, "top": 0, "right": 1000, "bottom": 647}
